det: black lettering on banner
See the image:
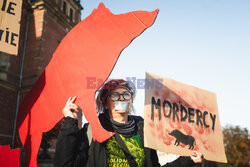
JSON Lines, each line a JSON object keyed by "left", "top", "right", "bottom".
{"left": 1, "top": 0, "right": 17, "bottom": 15}
{"left": 1, "top": 0, "right": 7, "bottom": 11}
{"left": 163, "top": 100, "right": 171, "bottom": 118}
{"left": 0, "top": 29, "right": 3, "bottom": 40}
{"left": 151, "top": 97, "right": 161, "bottom": 121}
{"left": 10, "top": 32, "right": 18, "bottom": 46}
{"left": 172, "top": 102, "right": 179, "bottom": 122}
{"left": 7, "top": 2, "right": 16, "bottom": 15}
{"left": 210, "top": 113, "right": 216, "bottom": 131}
{"left": 188, "top": 108, "right": 195, "bottom": 123}
{"left": 150, "top": 97, "right": 217, "bottom": 131}
{"left": 203, "top": 111, "right": 209, "bottom": 128}
{"left": 196, "top": 109, "right": 203, "bottom": 128}
{"left": 180, "top": 105, "right": 187, "bottom": 122}
{"left": 5, "top": 28, "right": 9, "bottom": 43}
{"left": 0, "top": 28, "right": 19, "bottom": 46}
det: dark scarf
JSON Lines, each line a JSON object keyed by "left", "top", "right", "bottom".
{"left": 99, "top": 113, "right": 136, "bottom": 137}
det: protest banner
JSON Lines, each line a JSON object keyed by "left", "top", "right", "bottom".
{"left": 144, "top": 72, "right": 227, "bottom": 163}
{"left": 18, "top": 3, "right": 158, "bottom": 166}
{"left": 0, "top": 0, "right": 22, "bottom": 55}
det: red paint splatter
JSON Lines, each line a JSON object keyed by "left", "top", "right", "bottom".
{"left": 179, "top": 143, "right": 186, "bottom": 148}
{"left": 169, "top": 121, "right": 175, "bottom": 129}
{"left": 163, "top": 133, "right": 174, "bottom": 146}
{"left": 151, "top": 130, "right": 156, "bottom": 137}
{"left": 163, "top": 139, "right": 172, "bottom": 145}
{"left": 201, "top": 140, "right": 207, "bottom": 145}
{"left": 200, "top": 139, "right": 210, "bottom": 151}
{"left": 154, "top": 112, "right": 158, "bottom": 118}
{"left": 204, "top": 128, "right": 211, "bottom": 135}
{"left": 168, "top": 119, "right": 182, "bottom": 129}
{"left": 195, "top": 125, "right": 204, "bottom": 134}
{"left": 204, "top": 145, "right": 209, "bottom": 150}
{"left": 156, "top": 123, "right": 163, "bottom": 131}
{"left": 161, "top": 90, "right": 171, "bottom": 100}
{"left": 158, "top": 133, "right": 163, "bottom": 139}
{"left": 182, "top": 123, "right": 192, "bottom": 135}
{"left": 193, "top": 145, "right": 199, "bottom": 151}
{"left": 199, "top": 103, "right": 207, "bottom": 111}
{"left": 176, "top": 122, "right": 182, "bottom": 129}
{"left": 165, "top": 128, "right": 170, "bottom": 134}
{"left": 149, "top": 122, "right": 154, "bottom": 128}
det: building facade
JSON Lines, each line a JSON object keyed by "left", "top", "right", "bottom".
{"left": 0, "top": 0, "right": 82, "bottom": 147}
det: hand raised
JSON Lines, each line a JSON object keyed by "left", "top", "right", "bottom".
{"left": 62, "top": 96, "right": 82, "bottom": 128}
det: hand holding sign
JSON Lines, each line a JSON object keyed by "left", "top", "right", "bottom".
{"left": 191, "top": 151, "right": 202, "bottom": 163}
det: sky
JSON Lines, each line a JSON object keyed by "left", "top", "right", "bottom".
{"left": 80, "top": 0, "right": 250, "bottom": 130}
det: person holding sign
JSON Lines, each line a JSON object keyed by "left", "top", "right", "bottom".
{"left": 54, "top": 79, "right": 201, "bottom": 167}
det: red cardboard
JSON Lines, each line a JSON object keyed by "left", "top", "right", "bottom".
{"left": 18, "top": 3, "right": 158, "bottom": 167}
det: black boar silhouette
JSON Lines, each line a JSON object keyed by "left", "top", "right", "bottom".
{"left": 169, "top": 129, "right": 196, "bottom": 150}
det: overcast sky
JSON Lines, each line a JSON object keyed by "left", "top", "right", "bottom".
{"left": 80, "top": 0, "right": 250, "bottom": 130}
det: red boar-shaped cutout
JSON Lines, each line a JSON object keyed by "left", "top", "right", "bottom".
{"left": 0, "top": 145, "right": 20, "bottom": 167}
{"left": 18, "top": 3, "right": 158, "bottom": 167}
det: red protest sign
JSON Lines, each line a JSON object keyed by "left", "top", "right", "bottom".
{"left": 18, "top": 3, "right": 158, "bottom": 167}
{"left": 144, "top": 72, "right": 227, "bottom": 163}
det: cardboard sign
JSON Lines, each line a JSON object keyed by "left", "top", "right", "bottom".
{"left": 144, "top": 72, "right": 227, "bottom": 163}
{"left": 0, "top": 0, "right": 22, "bottom": 55}
{"left": 18, "top": 3, "right": 158, "bottom": 167}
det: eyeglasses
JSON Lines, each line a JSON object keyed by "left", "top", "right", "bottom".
{"left": 109, "top": 91, "right": 132, "bottom": 101}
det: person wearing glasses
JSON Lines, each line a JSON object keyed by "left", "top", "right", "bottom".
{"left": 54, "top": 79, "right": 201, "bottom": 167}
